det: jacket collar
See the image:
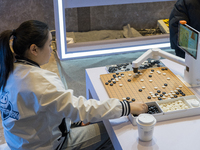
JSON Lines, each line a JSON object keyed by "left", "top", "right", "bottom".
{"left": 15, "top": 55, "right": 40, "bottom": 68}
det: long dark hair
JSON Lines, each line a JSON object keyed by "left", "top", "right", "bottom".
{"left": 0, "top": 20, "right": 49, "bottom": 91}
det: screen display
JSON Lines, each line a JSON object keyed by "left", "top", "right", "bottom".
{"left": 178, "top": 24, "right": 199, "bottom": 59}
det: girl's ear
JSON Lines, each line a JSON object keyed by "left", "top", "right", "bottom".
{"left": 29, "top": 44, "right": 39, "bottom": 56}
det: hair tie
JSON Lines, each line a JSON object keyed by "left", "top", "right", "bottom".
{"left": 9, "top": 29, "right": 16, "bottom": 53}
{"left": 12, "top": 29, "right": 16, "bottom": 37}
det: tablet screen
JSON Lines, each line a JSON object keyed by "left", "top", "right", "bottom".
{"left": 178, "top": 24, "right": 199, "bottom": 59}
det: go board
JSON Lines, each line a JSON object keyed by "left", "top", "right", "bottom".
{"left": 100, "top": 67, "right": 194, "bottom": 103}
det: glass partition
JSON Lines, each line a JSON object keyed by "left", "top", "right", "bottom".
{"left": 54, "top": 0, "right": 175, "bottom": 59}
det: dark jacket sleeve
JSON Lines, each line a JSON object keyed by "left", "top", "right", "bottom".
{"left": 169, "top": 0, "right": 189, "bottom": 58}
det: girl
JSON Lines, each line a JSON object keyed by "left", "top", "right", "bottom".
{"left": 0, "top": 20, "right": 147, "bottom": 150}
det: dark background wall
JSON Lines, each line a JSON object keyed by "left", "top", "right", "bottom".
{"left": 0, "top": 0, "right": 176, "bottom": 33}
{"left": 0, "top": 0, "right": 55, "bottom": 33}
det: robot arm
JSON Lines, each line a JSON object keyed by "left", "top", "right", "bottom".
{"left": 132, "top": 48, "right": 186, "bottom": 73}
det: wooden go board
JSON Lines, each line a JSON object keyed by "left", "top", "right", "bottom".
{"left": 100, "top": 67, "right": 194, "bottom": 103}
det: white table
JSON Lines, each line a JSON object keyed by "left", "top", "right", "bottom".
{"left": 85, "top": 59, "right": 200, "bottom": 150}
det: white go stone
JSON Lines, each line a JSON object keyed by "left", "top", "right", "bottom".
{"left": 149, "top": 91, "right": 153, "bottom": 94}
{"left": 163, "top": 73, "right": 166, "bottom": 76}
{"left": 149, "top": 80, "right": 153, "bottom": 83}
{"left": 140, "top": 79, "right": 144, "bottom": 82}
{"left": 121, "top": 74, "right": 124, "bottom": 77}
{"left": 176, "top": 88, "right": 180, "bottom": 90}
{"left": 118, "top": 77, "right": 121, "bottom": 80}
{"left": 122, "top": 98, "right": 126, "bottom": 100}
{"left": 140, "top": 73, "right": 143, "bottom": 75}
{"left": 150, "top": 72, "right": 153, "bottom": 74}
{"left": 119, "top": 84, "right": 123, "bottom": 87}
{"left": 179, "top": 85, "right": 182, "bottom": 88}
{"left": 115, "top": 78, "right": 119, "bottom": 82}
{"left": 167, "top": 77, "right": 170, "bottom": 80}
{"left": 174, "top": 90, "right": 178, "bottom": 92}
{"left": 142, "top": 86, "right": 145, "bottom": 89}
{"left": 128, "top": 74, "right": 132, "bottom": 77}
{"left": 162, "top": 86, "right": 166, "bottom": 89}
{"left": 153, "top": 95, "right": 156, "bottom": 98}
{"left": 165, "top": 94, "right": 168, "bottom": 97}
{"left": 154, "top": 87, "right": 158, "bottom": 90}
{"left": 121, "top": 69, "right": 124, "bottom": 71}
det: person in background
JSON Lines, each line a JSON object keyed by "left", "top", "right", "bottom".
{"left": 169, "top": 0, "right": 200, "bottom": 58}
{"left": 0, "top": 20, "right": 148, "bottom": 150}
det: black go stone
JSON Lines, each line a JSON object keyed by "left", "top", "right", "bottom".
{"left": 180, "top": 92, "right": 183, "bottom": 94}
{"left": 118, "top": 76, "right": 121, "bottom": 78}
{"left": 148, "top": 111, "right": 153, "bottom": 114}
{"left": 164, "top": 83, "right": 167, "bottom": 86}
{"left": 162, "top": 92, "right": 166, "bottom": 94}
{"left": 174, "top": 95, "right": 178, "bottom": 98}
{"left": 178, "top": 90, "right": 182, "bottom": 92}
{"left": 111, "top": 78, "right": 114, "bottom": 80}
{"left": 157, "top": 90, "right": 161, "bottom": 93}
{"left": 128, "top": 79, "right": 131, "bottom": 82}
{"left": 182, "top": 93, "right": 185, "bottom": 96}
{"left": 108, "top": 80, "right": 111, "bottom": 83}
{"left": 160, "top": 94, "right": 163, "bottom": 97}
{"left": 113, "top": 81, "right": 116, "bottom": 84}
{"left": 138, "top": 71, "right": 140, "bottom": 74}
{"left": 132, "top": 98, "right": 135, "bottom": 102}
{"left": 147, "top": 96, "right": 151, "bottom": 99}
{"left": 155, "top": 93, "right": 158, "bottom": 96}
{"left": 176, "top": 92, "right": 179, "bottom": 95}
{"left": 149, "top": 75, "right": 152, "bottom": 77}
{"left": 126, "top": 97, "right": 130, "bottom": 100}
{"left": 158, "top": 97, "right": 162, "bottom": 100}
{"left": 161, "top": 68, "right": 165, "bottom": 71}
{"left": 165, "top": 68, "right": 168, "bottom": 70}
{"left": 116, "top": 73, "right": 119, "bottom": 75}
{"left": 151, "top": 69, "right": 154, "bottom": 72}
{"left": 121, "top": 73, "right": 124, "bottom": 76}
{"left": 105, "top": 82, "right": 109, "bottom": 85}
{"left": 113, "top": 75, "right": 116, "bottom": 78}
{"left": 139, "top": 89, "right": 142, "bottom": 92}
{"left": 110, "top": 83, "right": 113, "bottom": 86}
{"left": 147, "top": 105, "right": 159, "bottom": 114}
